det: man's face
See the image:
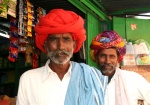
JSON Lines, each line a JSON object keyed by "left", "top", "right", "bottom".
{"left": 96, "top": 48, "right": 119, "bottom": 76}
{"left": 45, "top": 33, "right": 76, "bottom": 64}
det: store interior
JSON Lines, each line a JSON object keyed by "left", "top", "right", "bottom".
{"left": 0, "top": 0, "right": 150, "bottom": 104}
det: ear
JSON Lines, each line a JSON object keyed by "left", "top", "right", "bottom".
{"left": 95, "top": 55, "right": 98, "bottom": 63}
{"left": 116, "top": 50, "right": 120, "bottom": 63}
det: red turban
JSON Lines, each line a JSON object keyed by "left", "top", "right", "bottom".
{"left": 90, "top": 31, "right": 126, "bottom": 63}
{"left": 35, "top": 9, "right": 86, "bottom": 53}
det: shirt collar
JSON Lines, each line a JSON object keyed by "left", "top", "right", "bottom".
{"left": 111, "top": 67, "right": 120, "bottom": 81}
{"left": 109, "top": 67, "right": 118, "bottom": 83}
{"left": 42, "top": 59, "right": 72, "bottom": 81}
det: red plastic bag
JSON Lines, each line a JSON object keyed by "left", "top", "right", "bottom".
{"left": 0, "top": 99, "right": 10, "bottom": 105}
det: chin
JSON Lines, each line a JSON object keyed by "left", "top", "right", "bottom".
{"left": 102, "top": 72, "right": 109, "bottom": 76}
{"left": 52, "top": 57, "right": 70, "bottom": 64}
{"left": 101, "top": 70, "right": 114, "bottom": 76}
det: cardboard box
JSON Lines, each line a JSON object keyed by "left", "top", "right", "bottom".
{"left": 135, "top": 54, "right": 150, "bottom": 65}
{"left": 122, "top": 54, "right": 136, "bottom": 65}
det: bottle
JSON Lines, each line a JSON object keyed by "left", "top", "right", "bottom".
{"left": 123, "top": 39, "right": 127, "bottom": 45}
{"left": 125, "top": 42, "right": 135, "bottom": 54}
{"left": 122, "top": 41, "right": 136, "bottom": 65}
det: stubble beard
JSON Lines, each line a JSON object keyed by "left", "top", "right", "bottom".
{"left": 99, "top": 63, "right": 115, "bottom": 75}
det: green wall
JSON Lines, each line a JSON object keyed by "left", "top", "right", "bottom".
{"left": 68, "top": 1, "right": 150, "bottom": 66}
{"left": 113, "top": 16, "right": 126, "bottom": 38}
{"left": 86, "top": 12, "right": 103, "bottom": 66}
{"left": 126, "top": 18, "right": 150, "bottom": 44}
{"left": 113, "top": 17, "right": 150, "bottom": 44}
{"left": 68, "top": 0, "right": 110, "bottom": 66}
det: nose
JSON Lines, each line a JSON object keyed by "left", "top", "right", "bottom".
{"left": 58, "top": 39, "right": 65, "bottom": 50}
{"left": 105, "top": 56, "right": 111, "bottom": 64}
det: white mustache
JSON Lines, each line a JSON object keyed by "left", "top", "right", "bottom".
{"left": 55, "top": 50, "right": 71, "bottom": 56}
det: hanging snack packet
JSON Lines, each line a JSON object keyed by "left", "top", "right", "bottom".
{"left": 0, "top": 0, "right": 7, "bottom": 18}
{"left": 8, "top": 46, "right": 18, "bottom": 62}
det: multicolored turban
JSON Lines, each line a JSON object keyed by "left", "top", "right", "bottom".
{"left": 90, "top": 31, "right": 126, "bottom": 63}
{"left": 34, "top": 9, "right": 86, "bottom": 53}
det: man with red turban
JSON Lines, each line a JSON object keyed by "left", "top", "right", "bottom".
{"left": 16, "top": 9, "right": 107, "bottom": 105}
{"left": 90, "top": 30, "right": 150, "bottom": 105}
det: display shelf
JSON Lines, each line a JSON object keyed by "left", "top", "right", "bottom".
{"left": 0, "top": 52, "right": 33, "bottom": 97}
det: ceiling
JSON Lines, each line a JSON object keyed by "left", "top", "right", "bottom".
{"left": 29, "top": 0, "right": 86, "bottom": 18}
{"left": 29, "top": 0, "right": 150, "bottom": 17}
{"left": 99, "top": 0, "right": 150, "bottom": 17}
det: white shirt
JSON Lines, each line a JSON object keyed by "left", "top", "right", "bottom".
{"left": 104, "top": 68, "right": 150, "bottom": 105}
{"left": 16, "top": 60, "right": 71, "bottom": 105}
{"left": 104, "top": 74, "right": 115, "bottom": 105}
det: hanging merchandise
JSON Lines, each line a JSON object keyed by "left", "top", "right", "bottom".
{"left": 0, "top": 0, "right": 17, "bottom": 18}
{"left": 7, "top": 0, "right": 17, "bottom": 18}
{"left": 17, "top": 0, "right": 46, "bottom": 68}
{"left": 8, "top": 17, "right": 19, "bottom": 62}
{"left": 32, "top": 49, "right": 39, "bottom": 68}
{"left": 6, "top": 0, "right": 46, "bottom": 67}
{"left": 18, "top": 0, "right": 24, "bottom": 36}
{"left": 25, "top": 44, "right": 33, "bottom": 66}
{"left": 31, "top": 6, "right": 46, "bottom": 68}
{"left": 17, "top": 0, "right": 33, "bottom": 66}
{"left": 0, "top": 0, "right": 8, "bottom": 18}
{"left": 36, "top": 6, "right": 46, "bottom": 19}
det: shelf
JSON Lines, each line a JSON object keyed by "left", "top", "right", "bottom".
{"left": 121, "top": 65, "right": 150, "bottom": 70}
{"left": 121, "top": 65, "right": 150, "bottom": 82}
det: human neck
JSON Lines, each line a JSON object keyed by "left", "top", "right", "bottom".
{"left": 49, "top": 60, "right": 70, "bottom": 80}
{"left": 107, "top": 71, "right": 116, "bottom": 83}
{"left": 108, "top": 75, "right": 113, "bottom": 83}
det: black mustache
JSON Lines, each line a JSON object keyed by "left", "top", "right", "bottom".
{"left": 101, "top": 63, "right": 114, "bottom": 67}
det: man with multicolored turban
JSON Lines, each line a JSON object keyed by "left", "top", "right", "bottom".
{"left": 16, "top": 9, "right": 107, "bottom": 105}
{"left": 90, "top": 30, "right": 150, "bottom": 105}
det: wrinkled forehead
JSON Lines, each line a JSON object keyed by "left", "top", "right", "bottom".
{"left": 47, "top": 33, "right": 73, "bottom": 39}
{"left": 98, "top": 47, "right": 118, "bottom": 55}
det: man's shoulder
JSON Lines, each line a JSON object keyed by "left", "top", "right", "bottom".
{"left": 21, "top": 66, "right": 45, "bottom": 78}
{"left": 119, "top": 68, "right": 142, "bottom": 77}
{"left": 72, "top": 61, "right": 101, "bottom": 73}
{"left": 72, "top": 61, "right": 89, "bottom": 67}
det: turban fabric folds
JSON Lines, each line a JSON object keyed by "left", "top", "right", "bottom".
{"left": 35, "top": 9, "right": 86, "bottom": 53}
{"left": 90, "top": 31, "right": 126, "bottom": 63}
